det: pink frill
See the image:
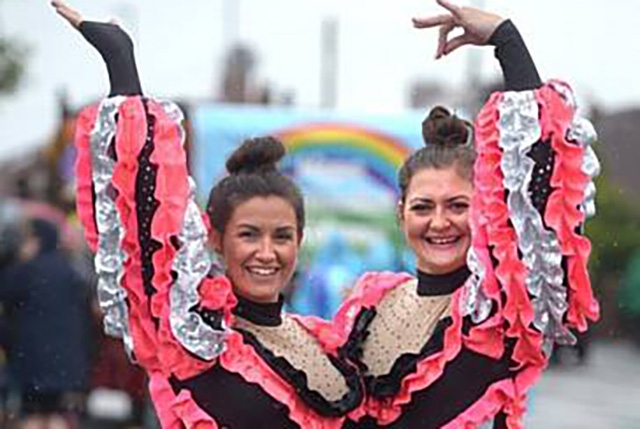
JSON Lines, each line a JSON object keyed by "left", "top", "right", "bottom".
{"left": 74, "top": 104, "right": 100, "bottom": 252}
{"left": 472, "top": 82, "right": 598, "bottom": 369}
{"left": 537, "top": 82, "right": 599, "bottom": 331}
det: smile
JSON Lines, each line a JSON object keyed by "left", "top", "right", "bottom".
{"left": 246, "top": 266, "right": 279, "bottom": 277}
{"left": 425, "top": 236, "right": 461, "bottom": 245}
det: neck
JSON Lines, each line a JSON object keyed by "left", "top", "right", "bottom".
{"left": 233, "top": 293, "right": 284, "bottom": 326}
{"left": 416, "top": 265, "right": 471, "bottom": 296}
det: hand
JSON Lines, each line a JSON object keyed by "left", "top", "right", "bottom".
{"left": 412, "top": 0, "right": 505, "bottom": 59}
{"left": 51, "top": 0, "right": 83, "bottom": 28}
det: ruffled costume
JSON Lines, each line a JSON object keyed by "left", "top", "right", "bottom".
{"left": 73, "top": 22, "right": 363, "bottom": 429}
{"left": 335, "top": 20, "right": 600, "bottom": 429}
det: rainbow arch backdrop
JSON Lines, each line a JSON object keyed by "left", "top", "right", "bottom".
{"left": 278, "top": 123, "right": 412, "bottom": 193}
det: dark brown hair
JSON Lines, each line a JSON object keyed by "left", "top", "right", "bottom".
{"left": 206, "top": 136, "right": 305, "bottom": 236}
{"left": 397, "top": 106, "right": 476, "bottom": 204}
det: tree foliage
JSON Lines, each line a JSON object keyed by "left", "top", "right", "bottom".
{"left": 586, "top": 173, "right": 640, "bottom": 283}
{"left": 0, "top": 36, "right": 26, "bottom": 96}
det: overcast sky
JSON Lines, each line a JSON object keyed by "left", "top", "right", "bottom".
{"left": 0, "top": 0, "right": 638, "bottom": 160}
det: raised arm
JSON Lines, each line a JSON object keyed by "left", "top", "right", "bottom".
{"left": 53, "top": 0, "right": 142, "bottom": 96}
{"left": 412, "top": 0, "right": 541, "bottom": 91}
{"left": 54, "top": 1, "right": 232, "bottom": 380}
{"left": 414, "top": 0, "right": 599, "bottom": 367}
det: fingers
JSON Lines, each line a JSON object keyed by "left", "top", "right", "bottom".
{"left": 51, "top": 0, "right": 83, "bottom": 28}
{"left": 412, "top": 14, "right": 454, "bottom": 29}
{"left": 436, "top": 22, "right": 455, "bottom": 59}
{"left": 436, "top": 0, "right": 461, "bottom": 17}
{"left": 441, "top": 33, "right": 473, "bottom": 56}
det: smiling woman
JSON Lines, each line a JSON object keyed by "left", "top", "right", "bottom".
{"left": 334, "top": 1, "right": 601, "bottom": 428}
{"left": 398, "top": 107, "right": 475, "bottom": 275}
{"left": 206, "top": 138, "right": 304, "bottom": 305}
{"left": 51, "top": 1, "right": 364, "bottom": 428}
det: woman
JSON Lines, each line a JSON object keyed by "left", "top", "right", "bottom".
{"left": 52, "top": 2, "right": 363, "bottom": 428}
{"left": 336, "top": 1, "right": 600, "bottom": 428}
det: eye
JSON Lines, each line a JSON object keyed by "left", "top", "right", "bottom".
{"left": 238, "top": 230, "right": 257, "bottom": 239}
{"left": 410, "top": 202, "right": 433, "bottom": 212}
{"left": 449, "top": 201, "right": 469, "bottom": 214}
{"left": 274, "top": 230, "right": 295, "bottom": 242}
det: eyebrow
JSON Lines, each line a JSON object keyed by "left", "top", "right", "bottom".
{"left": 236, "top": 223, "right": 296, "bottom": 231}
{"left": 408, "top": 195, "right": 470, "bottom": 204}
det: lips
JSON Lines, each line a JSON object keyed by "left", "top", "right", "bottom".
{"left": 246, "top": 266, "right": 280, "bottom": 277}
{"left": 425, "top": 236, "right": 461, "bottom": 246}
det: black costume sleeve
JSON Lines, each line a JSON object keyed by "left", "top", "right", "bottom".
{"left": 78, "top": 21, "right": 143, "bottom": 96}
{"left": 489, "top": 20, "right": 542, "bottom": 91}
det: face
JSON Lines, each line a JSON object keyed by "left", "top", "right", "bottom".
{"left": 399, "top": 166, "right": 472, "bottom": 275}
{"left": 213, "top": 196, "right": 301, "bottom": 303}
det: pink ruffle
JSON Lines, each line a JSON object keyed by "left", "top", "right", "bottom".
{"left": 536, "top": 82, "right": 599, "bottom": 331}
{"left": 441, "top": 364, "right": 542, "bottom": 429}
{"left": 107, "top": 97, "right": 164, "bottom": 371}
{"left": 333, "top": 271, "right": 413, "bottom": 343}
{"left": 74, "top": 104, "right": 100, "bottom": 252}
{"left": 334, "top": 271, "right": 464, "bottom": 425}
{"left": 144, "top": 100, "right": 223, "bottom": 380}
{"left": 471, "top": 82, "right": 600, "bottom": 369}
{"left": 149, "top": 372, "right": 219, "bottom": 429}
{"left": 291, "top": 314, "right": 344, "bottom": 354}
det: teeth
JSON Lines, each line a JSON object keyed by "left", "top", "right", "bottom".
{"left": 427, "top": 237, "right": 458, "bottom": 245}
{"left": 247, "top": 267, "right": 278, "bottom": 276}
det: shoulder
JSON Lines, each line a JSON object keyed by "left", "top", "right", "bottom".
{"left": 351, "top": 271, "right": 415, "bottom": 307}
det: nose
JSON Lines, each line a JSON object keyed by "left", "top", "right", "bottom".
{"left": 430, "top": 207, "right": 451, "bottom": 230}
{"left": 255, "top": 237, "right": 276, "bottom": 262}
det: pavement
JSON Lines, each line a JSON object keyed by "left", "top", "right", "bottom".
{"left": 526, "top": 341, "right": 640, "bottom": 429}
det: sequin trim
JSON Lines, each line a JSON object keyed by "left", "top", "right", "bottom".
{"left": 90, "top": 96, "right": 135, "bottom": 358}
{"left": 497, "top": 91, "right": 571, "bottom": 355}
{"left": 153, "top": 100, "right": 229, "bottom": 360}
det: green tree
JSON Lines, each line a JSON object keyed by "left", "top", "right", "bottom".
{"left": 0, "top": 36, "right": 25, "bottom": 95}
{"left": 586, "top": 174, "right": 640, "bottom": 284}
{"left": 0, "top": 0, "right": 27, "bottom": 96}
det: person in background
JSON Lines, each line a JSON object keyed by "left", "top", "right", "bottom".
{"left": 0, "top": 218, "right": 92, "bottom": 429}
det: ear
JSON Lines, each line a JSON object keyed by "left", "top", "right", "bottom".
{"left": 396, "top": 201, "right": 405, "bottom": 226}
{"left": 296, "top": 230, "right": 304, "bottom": 247}
{"left": 209, "top": 228, "right": 223, "bottom": 255}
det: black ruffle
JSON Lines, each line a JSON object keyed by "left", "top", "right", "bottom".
{"left": 235, "top": 327, "right": 364, "bottom": 417}
{"left": 340, "top": 270, "right": 469, "bottom": 400}
{"left": 367, "top": 318, "right": 452, "bottom": 399}
{"left": 340, "top": 305, "right": 454, "bottom": 399}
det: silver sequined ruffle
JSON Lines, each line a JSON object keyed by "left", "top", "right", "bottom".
{"left": 90, "top": 98, "right": 227, "bottom": 362}
{"left": 157, "top": 100, "right": 228, "bottom": 360}
{"left": 498, "top": 91, "right": 573, "bottom": 356}
{"left": 462, "top": 248, "right": 493, "bottom": 324}
{"left": 567, "top": 117, "right": 600, "bottom": 218}
{"left": 90, "top": 96, "right": 135, "bottom": 359}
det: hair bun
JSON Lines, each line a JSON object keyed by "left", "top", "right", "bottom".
{"left": 422, "top": 105, "right": 472, "bottom": 147}
{"left": 226, "top": 136, "right": 286, "bottom": 174}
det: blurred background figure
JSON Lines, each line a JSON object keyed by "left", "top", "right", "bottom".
{"left": 619, "top": 250, "right": 640, "bottom": 348}
{"left": 0, "top": 217, "right": 92, "bottom": 429}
